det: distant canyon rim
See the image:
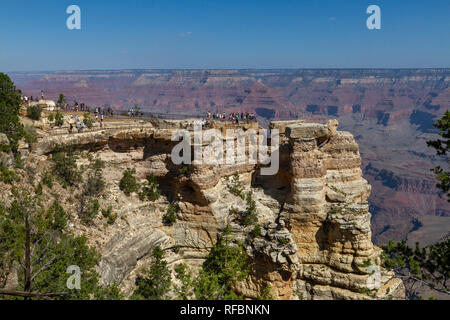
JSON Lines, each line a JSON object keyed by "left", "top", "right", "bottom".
{"left": 9, "top": 68, "right": 450, "bottom": 245}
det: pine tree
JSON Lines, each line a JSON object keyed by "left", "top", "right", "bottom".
{"left": 427, "top": 110, "right": 450, "bottom": 201}
{"left": 0, "top": 186, "right": 122, "bottom": 300}
{"left": 0, "top": 73, "right": 23, "bottom": 153}
{"left": 381, "top": 239, "right": 449, "bottom": 298}
{"left": 132, "top": 246, "right": 172, "bottom": 300}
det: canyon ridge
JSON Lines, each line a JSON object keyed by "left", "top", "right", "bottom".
{"left": 1, "top": 114, "right": 405, "bottom": 299}
{"left": 10, "top": 69, "right": 450, "bottom": 245}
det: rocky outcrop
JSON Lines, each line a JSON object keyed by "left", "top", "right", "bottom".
{"left": 13, "top": 69, "right": 450, "bottom": 244}
{"left": 33, "top": 118, "right": 405, "bottom": 300}
{"left": 0, "top": 133, "right": 9, "bottom": 146}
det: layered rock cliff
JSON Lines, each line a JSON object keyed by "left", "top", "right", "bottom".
{"left": 26, "top": 117, "right": 404, "bottom": 300}
{"left": 11, "top": 69, "right": 450, "bottom": 244}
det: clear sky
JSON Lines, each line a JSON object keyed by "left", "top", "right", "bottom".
{"left": 1, "top": 0, "right": 449, "bottom": 71}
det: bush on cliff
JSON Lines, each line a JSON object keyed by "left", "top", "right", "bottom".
{"left": 77, "top": 158, "right": 106, "bottom": 225}
{"left": 201, "top": 229, "right": 250, "bottom": 294}
{"left": 178, "top": 165, "right": 189, "bottom": 175}
{"left": 55, "top": 112, "right": 64, "bottom": 127}
{"left": 163, "top": 203, "right": 178, "bottom": 225}
{"left": 240, "top": 191, "right": 258, "bottom": 226}
{"left": 102, "top": 205, "right": 117, "bottom": 225}
{"left": 173, "top": 263, "right": 195, "bottom": 299}
{"left": 228, "top": 172, "right": 245, "bottom": 199}
{"left": 83, "top": 112, "right": 94, "bottom": 129}
{"left": 139, "top": 174, "right": 161, "bottom": 201}
{"left": 77, "top": 197, "right": 100, "bottom": 225}
{"left": 119, "top": 168, "right": 139, "bottom": 195}
{"left": 51, "top": 146, "right": 81, "bottom": 188}
{"left": 132, "top": 246, "right": 172, "bottom": 300}
{"left": 174, "top": 227, "right": 252, "bottom": 300}
{"left": 23, "top": 124, "right": 37, "bottom": 145}
{"left": 250, "top": 224, "right": 262, "bottom": 238}
{"left": 0, "top": 166, "right": 19, "bottom": 184}
{"left": 85, "top": 159, "right": 106, "bottom": 196}
{"left": 27, "top": 105, "right": 42, "bottom": 121}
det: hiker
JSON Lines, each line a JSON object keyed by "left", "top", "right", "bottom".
{"left": 68, "top": 123, "right": 73, "bottom": 134}
{"left": 77, "top": 121, "right": 84, "bottom": 133}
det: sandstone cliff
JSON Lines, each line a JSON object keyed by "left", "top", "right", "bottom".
{"left": 25, "top": 118, "right": 405, "bottom": 300}
{"left": 11, "top": 69, "right": 450, "bottom": 244}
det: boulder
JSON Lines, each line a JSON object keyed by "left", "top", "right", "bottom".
{"left": 0, "top": 133, "right": 9, "bottom": 146}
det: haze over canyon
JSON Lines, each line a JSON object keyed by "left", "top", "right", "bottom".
{"left": 9, "top": 68, "right": 450, "bottom": 245}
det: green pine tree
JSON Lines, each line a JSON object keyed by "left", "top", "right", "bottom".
{"left": 427, "top": 110, "right": 450, "bottom": 202}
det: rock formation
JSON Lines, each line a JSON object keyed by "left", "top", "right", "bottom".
{"left": 29, "top": 118, "right": 405, "bottom": 300}
{"left": 11, "top": 69, "right": 450, "bottom": 244}
{"left": 0, "top": 133, "right": 9, "bottom": 147}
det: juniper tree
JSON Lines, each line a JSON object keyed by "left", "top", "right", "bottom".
{"left": 77, "top": 159, "right": 106, "bottom": 225}
{"left": 119, "top": 168, "right": 139, "bottom": 195}
{"left": 0, "top": 187, "right": 122, "bottom": 300}
{"left": 139, "top": 174, "right": 161, "bottom": 201}
{"left": 132, "top": 246, "right": 172, "bottom": 300}
{"left": 0, "top": 73, "right": 23, "bottom": 153}
{"left": 188, "top": 227, "right": 252, "bottom": 300}
{"left": 57, "top": 94, "right": 66, "bottom": 108}
{"left": 381, "top": 239, "right": 449, "bottom": 299}
{"left": 427, "top": 110, "right": 450, "bottom": 202}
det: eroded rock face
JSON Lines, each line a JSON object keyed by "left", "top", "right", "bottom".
{"left": 0, "top": 133, "right": 9, "bottom": 146}
{"left": 33, "top": 119, "right": 405, "bottom": 300}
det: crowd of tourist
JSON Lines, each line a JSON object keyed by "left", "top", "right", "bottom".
{"left": 126, "top": 107, "right": 144, "bottom": 117}
{"left": 20, "top": 92, "right": 259, "bottom": 134}
{"left": 205, "top": 111, "right": 257, "bottom": 124}
{"left": 65, "top": 103, "right": 115, "bottom": 116}
{"left": 67, "top": 108, "right": 107, "bottom": 133}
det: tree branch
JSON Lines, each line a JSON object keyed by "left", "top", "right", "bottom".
{"left": 0, "top": 289, "right": 68, "bottom": 299}
{"left": 397, "top": 273, "right": 450, "bottom": 295}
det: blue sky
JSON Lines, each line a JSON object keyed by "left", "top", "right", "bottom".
{"left": 0, "top": 0, "right": 449, "bottom": 71}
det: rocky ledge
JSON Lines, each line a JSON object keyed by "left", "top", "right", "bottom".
{"left": 31, "top": 118, "right": 405, "bottom": 300}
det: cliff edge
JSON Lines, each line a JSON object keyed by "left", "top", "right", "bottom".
{"left": 23, "top": 117, "right": 405, "bottom": 300}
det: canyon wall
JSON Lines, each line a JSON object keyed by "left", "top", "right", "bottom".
{"left": 30, "top": 118, "right": 405, "bottom": 299}
{"left": 10, "top": 69, "right": 450, "bottom": 243}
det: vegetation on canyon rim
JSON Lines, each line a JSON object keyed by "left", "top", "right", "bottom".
{"left": 0, "top": 184, "right": 122, "bottom": 300}
{"left": 427, "top": 110, "right": 450, "bottom": 203}
{"left": 0, "top": 73, "right": 23, "bottom": 153}
{"left": 380, "top": 111, "right": 450, "bottom": 299}
{"left": 0, "top": 74, "right": 121, "bottom": 299}
{"left": 0, "top": 72, "right": 448, "bottom": 300}
{"left": 132, "top": 227, "right": 263, "bottom": 300}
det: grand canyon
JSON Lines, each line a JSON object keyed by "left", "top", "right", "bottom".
{"left": 10, "top": 69, "right": 450, "bottom": 246}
